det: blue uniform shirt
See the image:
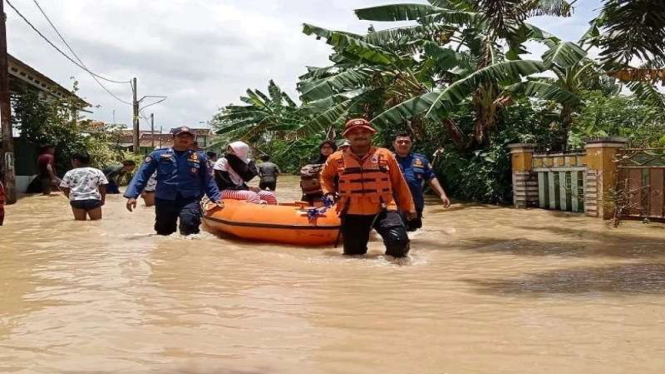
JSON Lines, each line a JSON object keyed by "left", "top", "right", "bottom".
{"left": 396, "top": 152, "right": 436, "bottom": 211}
{"left": 124, "top": 148, "right": 221, "bottom": 202}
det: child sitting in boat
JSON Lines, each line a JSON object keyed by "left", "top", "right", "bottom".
{"left": 213, "top": 141, "right": 277, "bottom": 205}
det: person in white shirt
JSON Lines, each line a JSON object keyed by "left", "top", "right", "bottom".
{"left": 59, "top": 152, "right": 109, "bottom": 221}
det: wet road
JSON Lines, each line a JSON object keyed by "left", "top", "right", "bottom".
{"left": 1, "top": 176, "right": 665, "bottom": 373}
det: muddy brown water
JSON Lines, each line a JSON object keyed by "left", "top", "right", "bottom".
{"left": 1, "top": 176, "right": 665, "bottom": 374}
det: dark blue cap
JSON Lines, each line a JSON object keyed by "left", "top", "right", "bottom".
{"left": 171, "top": 126, "right": 194, "bottom": 136}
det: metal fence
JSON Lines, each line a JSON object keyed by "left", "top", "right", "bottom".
{"left": 617, "top": 149, "right": 665, "bottom": 220}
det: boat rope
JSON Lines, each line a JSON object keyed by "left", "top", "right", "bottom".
{"left": 306, "top": 195, "right": 334, "bottom": 221}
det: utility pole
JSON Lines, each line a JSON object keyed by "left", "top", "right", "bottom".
{"left": 159, "top": 126, "right": 162, "bottom": 148}
{"left": 132, "top": 77, "right": 139, "bottom": 154}
{"left": 150, "top": 113, "right": 154, "bottom": 149}
{"left": 0, "top": 0, "right": 15, "bottom": 204}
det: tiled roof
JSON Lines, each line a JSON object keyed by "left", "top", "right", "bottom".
{"left": 139, "top": 133, "right": 173, "bottom": 148}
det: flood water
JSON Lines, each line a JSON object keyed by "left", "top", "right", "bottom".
{"left": 1, "top": 175, "right": 665, "bottom": 374}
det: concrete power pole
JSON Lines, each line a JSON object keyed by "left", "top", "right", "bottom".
{"left": 0, "top": 0, "right": 16, "bottom": 204}
{"left": 132, "top": 77, "right": 139, "bottom": 154}
{"left": 150, "top": 113, "right": 154, "bottom": 149}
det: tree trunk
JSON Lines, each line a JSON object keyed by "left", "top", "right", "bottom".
{"left": 560, "top": 106, "right": 573, "bottom": 152}
{"left": 443, "top": 118, "right": 465, "bottom": 149}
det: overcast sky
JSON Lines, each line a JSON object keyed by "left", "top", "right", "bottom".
{"left": 7, "top": 0, "right": 602, "bottom": 131}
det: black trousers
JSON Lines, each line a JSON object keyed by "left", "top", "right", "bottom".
{"left": 154, "top": 197, "right": 202, "bottom": 236}
{"left": 259, "top": 180, "right": 277, "bottom": 191}
{"left": 406, "top": 207, "right": 424, "bottom": 232}
{"left": 341, "top": 210, "right": 410, "bottom": 258}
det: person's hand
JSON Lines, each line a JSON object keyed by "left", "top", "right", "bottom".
{"left": 206, "top": 201, "right": 224, "bottom": 211}
{"left": 249, "top": 186, "right": 261, "bottom": 193}
{"left": 405, "top": 210, "right": 418, "bottom": 221}
{"left": 324, "top": 193, "right": 339, "bottom": 204}
{"left": 440, "top": 195, "right": 451, "bottom": 208}
{"left": 126, "top": 198, "right": 137, "bottom": 212}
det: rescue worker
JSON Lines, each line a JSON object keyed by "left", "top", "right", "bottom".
{"left": 394, "top": 133, "right": 451, "bottom": 231}
{"left": 320, "top": 118, "right": 416, "bottom": 258}
{"left": 124, "top": 126, "right": 222, "bottom": 236}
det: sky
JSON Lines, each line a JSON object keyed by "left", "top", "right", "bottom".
{"left": 7, "top": 0, "right": 602, "bottom": 131}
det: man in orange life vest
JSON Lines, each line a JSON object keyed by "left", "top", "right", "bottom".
{"left": 320, "top": 118, "right": 417, "bottom": 257}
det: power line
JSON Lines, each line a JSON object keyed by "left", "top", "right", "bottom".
{"left": 139, "top": 110, "right": 150, "bottom": 122}
{"left": 30, "top": 0, "right": 132, "bottom": 105}
{"left": 5, "top": 0, "right": 131, "bottom": 85}
{"left": 140, "top": 97, "right": 167, "bottom": 111}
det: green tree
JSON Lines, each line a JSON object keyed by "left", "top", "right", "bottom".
{"left": 300, "top": 0, "right": 575, "bottom": 147}
{"left": 210, "top": 80, "right": 310, "bottom": 155}
{"left": 11, "top": 82, "right": 123, "bottom": 173}
{"left": 571, "top": 90, "right": 665, "bottom": 148}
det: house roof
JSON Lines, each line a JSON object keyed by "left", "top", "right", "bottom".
{"left": 139, "top": 133, "right": 173, "bottom": 148}
{"left": 8, "top": 54, "right": 90, "bottom": 107}
{"left": 114, "top": 128, "right": 211, "bottom": 149}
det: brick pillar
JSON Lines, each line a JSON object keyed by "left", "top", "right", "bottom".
{"left": 583, "top": 137, "right": 627, "bottom": 219}
{"left": 508, "top": 143, "right": 538, "bottom": 208}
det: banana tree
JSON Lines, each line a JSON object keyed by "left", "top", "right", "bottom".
{"left": 353, "top": 0, "right": 572, "bottom": 145}
{"left": 298, "top": 23, "right": 438, "bottom": 140}
{"left": 210, "top": 80, "right": 308, "bottom": 153}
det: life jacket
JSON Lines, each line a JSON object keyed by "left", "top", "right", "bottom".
{"left": 336, "top": 148, "right": 395, "bottom": 212}
{"left": 300, "top": 164, "right": 323, "bottom": 196}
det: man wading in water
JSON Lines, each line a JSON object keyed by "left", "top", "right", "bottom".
{"left": 393, "top": 133, "right": 451, "bottom": 231}
{"left": 320, "top": 118, "right": 416, "bottom": 258}
{"left": 124, "top": 127, "right": 222, "bottom": 236}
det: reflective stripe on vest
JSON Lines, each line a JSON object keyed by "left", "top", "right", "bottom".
{"left": 337, "top": 149, "right": 393, "bottom": 205}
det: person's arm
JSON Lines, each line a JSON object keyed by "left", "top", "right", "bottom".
{"left": 258, "top": 165, "right": 264, "bottom": 178}
{"left": 201, "top": 156, "right": 222, "bottom": 203}
{"left": 99, "top": 170, "right": 109, "bottom": 205}
{"left": 319, "top": 157, "right": 338, "bottom": 196}
{"left": 59, "top": 172, "right": 71, "bottom": 198}
{"left": 116, "top": 171, "right": 126, "bottom": 186}
{"left": 428, "top": 178, "right": 451, "bottom": 208}
{"left": 46, "top": 163, "right": 57, "bottom": 182}
{"left": 99, "top": 184, "right": 107, "bottom": 205}
{"left": 422, "top": 160, "right": 450, "bottom": 208}
{"left": 387, "top": 154, "right": 416, "bottom": 217}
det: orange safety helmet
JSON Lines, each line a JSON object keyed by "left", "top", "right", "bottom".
{"left": 342, "top": 118, "right": 376, "bottom": 137}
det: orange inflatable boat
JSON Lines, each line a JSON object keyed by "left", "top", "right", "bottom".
{"left": 202, "top": 199, "right": 341, "bottom": 246}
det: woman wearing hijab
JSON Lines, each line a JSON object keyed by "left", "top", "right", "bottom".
{"left": 300, "top": 140, "right": 338, "bottom": 205}
{"left": 311, "top": 140, "right": 337, "bottom": 164}
{"left": 213, "top": 141, "right": 277, "bottom": 204}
